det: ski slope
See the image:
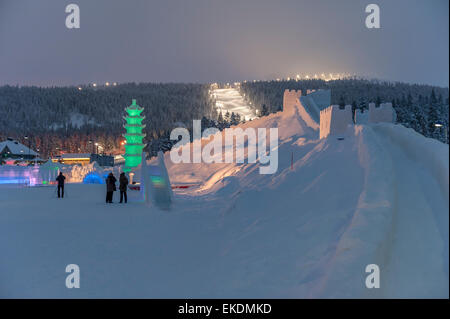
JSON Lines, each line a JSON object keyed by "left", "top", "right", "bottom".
{"left": 212, "top": 87, "right": 257, "bottom": 121}
{"left": 0, "top": 96, "right": 448, "bottom": 298}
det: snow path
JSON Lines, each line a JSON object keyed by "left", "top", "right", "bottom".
{"left": 212, "top": 88, "right": 256, "bottom": 121}
{"left": 372, "top": 125, "right": 449, "bottom": 298}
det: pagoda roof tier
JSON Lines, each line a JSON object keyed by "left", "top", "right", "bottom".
{"left": 123, "top": 115, "right": 145, "bottom": 120}
{"left": 122, "top": 133, "right": 147, "bottom": 138}
{"left": 123, "top": 123, "right": 147, "bottom": 129}
{"left": 123, "top": 152, "right": 146, "bottom": 157}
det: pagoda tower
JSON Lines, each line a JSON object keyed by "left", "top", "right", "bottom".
{"left": 123, "top": 99, "right": 146, "bottom": 172}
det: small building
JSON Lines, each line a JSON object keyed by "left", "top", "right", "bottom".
{"left": 52, "top": 153, "right": 91, "bottom": 165}
{"left": 51, "top": 153, "right": 114, "bottom": 167}
{"left": 0, "top": 138, "right": 39, "bottom": 161}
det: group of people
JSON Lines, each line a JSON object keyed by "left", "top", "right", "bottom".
{"left": 55, "top": 171, "right": 129, "bottom": 203}
{"left": 105, "top": 172, "right": 129, "bottom": 203}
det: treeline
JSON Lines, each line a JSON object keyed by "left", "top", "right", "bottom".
{"left": 240, "top": 78, "right": 449, "bottom": 143}
{"left": 0, "top": 83, "right": 214, "bottom": 157}
{"left": 1, "top": 79, "right": 448, "bottom": 160}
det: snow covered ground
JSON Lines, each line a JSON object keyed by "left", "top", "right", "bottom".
{"left": 0, "top": 97, "right": 448, "bottom": 298}
{"left": 212, "top": 87, "right": 257, "bottom": 121}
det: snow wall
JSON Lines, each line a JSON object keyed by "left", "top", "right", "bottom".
{"left": 283, "top": 89, "right": 331, "bottom": 130}
{"left": 282, "top": 89, "right": 302, "bottom": 113}
{"left": 319, "top": 105, "right": 353, "bottom": 139}
{"left": 368, "top": 102, "right": 397, "bottom": 124}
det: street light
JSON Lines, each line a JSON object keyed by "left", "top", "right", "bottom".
{"left": 24, "top": 135, "right": 31, "bottom": 160}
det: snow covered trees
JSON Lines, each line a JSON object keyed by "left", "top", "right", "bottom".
{"left": 0, "top": 83, "right": 214, "bottom": 158}
{"left": 240, "top": 79, "right": 449, "bottom": 143}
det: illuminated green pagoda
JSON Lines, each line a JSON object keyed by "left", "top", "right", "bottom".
{"left": 123, "top": 99, "right": 146, "bottom": 172}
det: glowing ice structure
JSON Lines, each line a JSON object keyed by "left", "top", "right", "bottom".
{"left": 123, "top": 99, "right": 146, "bottom": 172}
{"left": 141, "top": 151, "right": 173, "bottom": 210}
{"left": 82, "top": 172, "right": 107, "bottom": 184}
{"left": 0, "top": 165, "right": 42, "bottom": 186}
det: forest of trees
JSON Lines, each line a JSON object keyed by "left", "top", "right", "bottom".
{"left": 0, "top": 83, "right": 215, "bottom": 158}
{"left": 240, "top": 78, "right": 449, "bottom": 143}
{"left": 0, "top": 78, "right": 448, "bottom": 161}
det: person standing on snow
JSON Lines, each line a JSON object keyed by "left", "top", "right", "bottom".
{"left": 56, "top": 172, "right": 66, "bottom": 198}
{"left": 119, "top": 172, "right": 129, "bottom": 204}
{"left": 105, "top": 172, "right": 117, "bottom": 203}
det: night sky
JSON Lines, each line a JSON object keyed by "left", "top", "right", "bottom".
{"left": 0, "top": 0, "right": 448, "bottom": 87}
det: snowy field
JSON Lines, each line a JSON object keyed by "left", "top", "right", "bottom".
{"left": 0, "top": 100, "right": 448, "bottom": 298}
{"left": 212, "top": 87, "right": 257, "bottom": 121}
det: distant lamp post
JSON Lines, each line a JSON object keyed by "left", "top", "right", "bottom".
{"left": 24, "top": 135, "right": 31, "bottom": 160}
{"left": 434, "top": 122, "right": 448, "bottom": 144}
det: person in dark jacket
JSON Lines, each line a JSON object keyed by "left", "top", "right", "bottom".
{"left": 105, "top": 172, "right": 117, "bottom": 203}
{"left": 119, "top": 172, "right": 129, "bottom": 203}
{"left": 56, "top": 172, "right": 66, "bottom": 198}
